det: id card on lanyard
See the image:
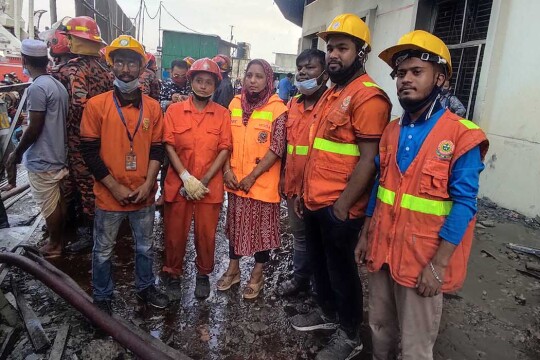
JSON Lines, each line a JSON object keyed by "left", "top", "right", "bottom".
{"left": 113, "top": 96, "right": 144, "bottom": 171}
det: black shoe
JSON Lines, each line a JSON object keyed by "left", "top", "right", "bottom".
{"left": 161, "top": 273, "right": 182, "bottom": 301}
{"left": 65, "top": 237, "right": 93, "bottom": 254}
{"left": 194, "top": 275, "right": 210, "bottom": 299}
{"left": 277, "top": 278, "right": 310, "bottom": 297}
{"left": 93, "top": 299, "right": 113, "bottom": 316}
{"left": 136, "top": 285, "right": 169, "bottom": 309}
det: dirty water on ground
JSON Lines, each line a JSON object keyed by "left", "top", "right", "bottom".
{"left": 2, "top": 194, "right": 540, "bottom": 359}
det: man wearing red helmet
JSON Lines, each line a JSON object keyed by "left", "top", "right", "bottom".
{"left": 139, "top": 52, "right": 160, "bottom": 101}
{"left": 161, "top": 58, "right": 232, "bottom": 299}
{"left": 212, "top": 54, "right": 234, "bottom": 108}
{"left": 48, "top": 30, "right": 74, "bottom": 69}
{"left": 52, "top": 16, "right": 114, "bottom": 253}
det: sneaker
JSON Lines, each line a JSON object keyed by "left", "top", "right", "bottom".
{"left": 162, "top": 274, "right": 182, "bottom": 301}
{"left": 277, "top": 277, "right": 310, "bottom": 297}
{"left": 315, "top": 328, "right": 363, "bottom": 360}
{"left": 290, "top": 308, "right": 338, "bottom": 331}
{"left": 136, "top": 285, "right": 169, "bottom": 309}
{"left": 93, "top": 299, "right": 113, "bottom": 316}
{"left": 194, "top": 275, "right": 210, "bottom": 299}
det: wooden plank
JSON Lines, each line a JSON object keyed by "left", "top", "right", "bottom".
{"left": 0, "top": 214, "right": 42, "bottom": 286}
{"left": 0, "top": 291, "right": 19, "bottom": 327}
{"left": 11, "top": 277, "right": 50, "bottom": 353}
{"left": 0, "top": 326, "right": 21, "bottom": 360}
{"left": 48, "top": 324, "right": 70, "bottom": 360}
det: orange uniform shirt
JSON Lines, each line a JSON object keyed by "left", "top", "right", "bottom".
{"left": 303, "top": 74, "right": 391, "bottom": 218}
{"left": 80, "top": 91, "right": 163, "bottom": 212}
{"left": 163, "top": 98, "right": 232, "bottom": 203}
{"left": 284, "top": 96, "right": 317, "bottom": 198}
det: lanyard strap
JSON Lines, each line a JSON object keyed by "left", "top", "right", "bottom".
{"left": 113, "top": 95, "right": 144, "bottom": 150}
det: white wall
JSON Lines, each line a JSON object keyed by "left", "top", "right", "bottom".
{"left": 301, "top": 0, "right": 419, "bottom": 116}
{"left": 474, "top": 0, "right": 540, "bottom": 217}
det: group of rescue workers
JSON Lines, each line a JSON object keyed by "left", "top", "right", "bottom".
{"left": 6, "top": 11, "right": 489, "bottom": 360}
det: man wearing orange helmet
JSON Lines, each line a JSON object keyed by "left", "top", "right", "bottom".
{"left": 53, "top": 16, "right": 114, "bottom": 253}
{"left": 212, "top": 54, "right": 234, "bottom": 107}
{"left": 161, "top": 58, "right": 232, "bottom": 299}
{"left": 290, "top": 14, "right": 391, "bottom": 360}
{"left": 80, "top": 35, "right": 168, "bottom": 313}
{"left": 355, "top": 31, "right": 489, "bottom": 359}
{"left": 139, "top": 52, "right": 160, "bottom": 101}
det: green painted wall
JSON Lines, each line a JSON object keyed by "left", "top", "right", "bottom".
{"left": 162, "top": 31, "right": 219, "bottom": 69}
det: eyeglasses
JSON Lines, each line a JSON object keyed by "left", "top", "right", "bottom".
{"left": 113, "top": 60, "right": 139, "bottom": 70}
{"left": 172, "top": 74, "right": 187, "bottom": 79}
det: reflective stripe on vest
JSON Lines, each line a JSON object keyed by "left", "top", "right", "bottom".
{"left": 459, "top": 119, "right": 480, "bottom": 130}
{"left": 287, "top": 144, "right": 309, "bottom": 156}
{"left": 377, "top": 185, "right": 453, "bottom": 216}
{"left": 231, "top": 108, "right": 273, "bottom": 121}
{"left": 313, "top": 137, "right": 360, "bottom": 156}
{"left": 363, "top": 81, "right": 382, "bottom": 89}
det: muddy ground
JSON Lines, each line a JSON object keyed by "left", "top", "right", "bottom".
{"left": 1, "top": 194, "right": 540, "bottom": 360}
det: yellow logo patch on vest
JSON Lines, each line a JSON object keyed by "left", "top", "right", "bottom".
{"left": 436, "top": 140, "right": 454, "bottom": 160}
{"left": 142, "top": 118, "right": 150, "bottom": 131}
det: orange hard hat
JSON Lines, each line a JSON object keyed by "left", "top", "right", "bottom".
{"left": 63, "top": 16, "right": 104, "bottom": 43}
{"left": 49, "top": 30, "right": 70, "bottom": 55}
{"left": 187, "top": 58, "right": 222, "bottom": 82}
{"left": 183, "top": 56, "right": 195, "bottom": 67}
{"left": 212, "top": 54, "right": 232, "bottom": 72}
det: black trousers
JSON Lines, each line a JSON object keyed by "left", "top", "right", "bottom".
{"left": 229, "top": 246, "right": 270, "bottom": 263}
{"left": 304, "top": 206, "right": 364, "bottom": 335}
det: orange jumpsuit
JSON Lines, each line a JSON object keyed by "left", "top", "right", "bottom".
{"left": 162, "top": 98, "right": 232, "bottom": 276}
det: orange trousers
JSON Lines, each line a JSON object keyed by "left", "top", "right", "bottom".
{"left": 162, "top": 201, "right": 221, "bottom": 276}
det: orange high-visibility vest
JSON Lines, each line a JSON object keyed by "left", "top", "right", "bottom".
{"left": 303, "top": 75, "right": 391, "bottom": 218}
{"left": 366, "top": 110, "right": 489, "bottom": 292}
{"left": 227, "top": 94, "right": 287, "bottom": 203}
{"left": 283, "top": 95, "right": 316, "bottom": 198}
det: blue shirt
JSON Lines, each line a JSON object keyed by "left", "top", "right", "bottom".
{"left": 278, "top": 77, "right": 293, "bottom": 101}
{"left": 366, "top": 106, "right": 484, "bottom": 245}
{"left": 23, "top": 74, "right": 68, "bottom": 173}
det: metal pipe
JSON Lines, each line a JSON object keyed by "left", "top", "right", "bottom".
{"left": 49, "top": 0, "right": 57, "bottom": 24}
{"left": 0, "top": 253, "right": 175, "bottom": 360}
{"left": 28, "top": 0, "right": 34, "bottom": 39}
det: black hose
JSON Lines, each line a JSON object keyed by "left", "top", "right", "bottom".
{"left": 0, "top": 252, "right": 174, "bottom": 360}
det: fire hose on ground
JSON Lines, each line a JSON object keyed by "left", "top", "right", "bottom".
{"left": 0, "top": 252, "right": 177, "bottom": 360}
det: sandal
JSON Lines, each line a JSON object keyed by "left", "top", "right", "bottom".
{"left": 216, "top": 272, "right": 241, "bottom": 291}
{"left": 243, "top": 277, "right": 264, "bottom": 300}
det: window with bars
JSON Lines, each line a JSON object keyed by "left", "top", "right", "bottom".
{"left": 432, "top": 0, "right": 493, "bottom": 118}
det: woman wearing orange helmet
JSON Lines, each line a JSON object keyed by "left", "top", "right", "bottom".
{"left": 161, "top": 58, "right": 232, "bottom": 299}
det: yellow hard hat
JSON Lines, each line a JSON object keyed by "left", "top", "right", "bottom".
{"left": 317, "top": 13, "right": 371, "bottom": 50}
{"left": 378, "top": 30, "right": 452, "bottom": 78}
{"left": 105, "top": 35, "right": 147, "bottom": 66}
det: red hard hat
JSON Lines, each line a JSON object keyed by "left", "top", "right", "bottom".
{"left": 146, "top": 52, "right": 157, "bottom": 70}
{"left": 64, "top": 16, "right": 104, "bottom": 43}
{"left": 183, "top": 56, "right": 195, "bottom": 67}
{"left": 212, "top": 54, "right": 232, "bottom": 72}
{"left": 49, "top": 30, "right": 70, "bottom": 55}
{"left": 187, "top": 58, "right": 222, "bottom": 82}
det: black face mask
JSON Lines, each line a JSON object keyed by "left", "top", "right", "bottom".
{"left": 399, "top": 85, "right": 442, "bottom": 114}
{"left": 328, "top": 56, "right": 363, "bottom": 85}
{"left": 192, "top": 91, "right": 212, "bottom": 102}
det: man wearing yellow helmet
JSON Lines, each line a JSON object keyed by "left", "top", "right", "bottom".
{"left": 291, "top": 13, "right": 391, "bottom": 360}
{"left": 79, "top": 35, "right": 169, "bottom": 314}
{"left": 355, "top": 30, "right": 489, "bottom": 359}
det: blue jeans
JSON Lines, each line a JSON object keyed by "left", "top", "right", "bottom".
{"left": 287, "top": 198, "right": 310, "bottom": 282}
{"left": 92, "top": 205, "right": 156, "bottom": 301}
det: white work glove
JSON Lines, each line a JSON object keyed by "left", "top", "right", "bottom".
{"left": 179, "top": 170, "right": 209, "bottom": 200}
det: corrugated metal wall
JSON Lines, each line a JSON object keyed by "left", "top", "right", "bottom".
{"left": 75, "top": 0, "right": 135, "bottom": 44}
